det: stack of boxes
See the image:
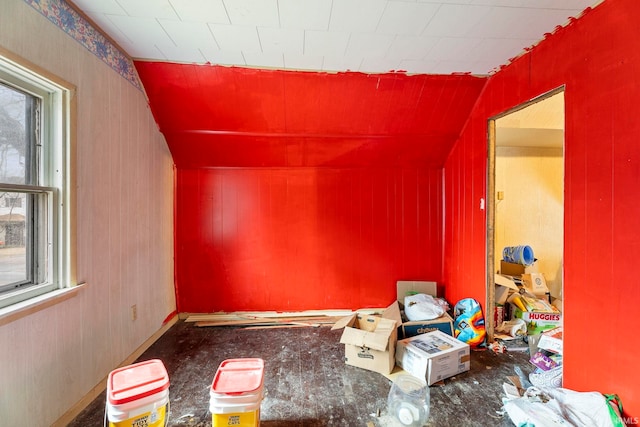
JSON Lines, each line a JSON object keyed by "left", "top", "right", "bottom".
{"left": 332, "top": 281, "right": 470, "bottom": 385}
{"left": 495, "top": 260, "right": 562, "bottom": 336}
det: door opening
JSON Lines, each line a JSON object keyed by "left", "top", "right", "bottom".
{"left": 486, "top": 88, "right": 565, "bottom": 340}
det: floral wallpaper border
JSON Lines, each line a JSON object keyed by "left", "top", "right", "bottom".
{"left": 24, "top": 0, "right": 141, "bottom": 89}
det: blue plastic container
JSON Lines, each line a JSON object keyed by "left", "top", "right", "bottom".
{"left": 502, "top": 245, "right": 534, "bottom": 266}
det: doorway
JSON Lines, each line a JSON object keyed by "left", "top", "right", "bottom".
{"left": 486, "top": 88, "right": 565, "bottom": 338}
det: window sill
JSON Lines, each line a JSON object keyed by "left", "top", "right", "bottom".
{"left": 0, "top": 283, "right": 86, "bottom": 327}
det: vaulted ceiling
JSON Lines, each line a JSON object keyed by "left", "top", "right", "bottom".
{"left": 135, "top": 63, "right": 485, "bottom": 167}
{"left": 69, "top": 0, "right": 601, "bottom": 168}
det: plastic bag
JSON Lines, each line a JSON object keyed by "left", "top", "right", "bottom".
{"left": 453, "top": 298, "right": 486, "bottom": 348}
{"left": 404, "top": 293, "right": 445, "bottom": 321}
{"left": 545, "top": 388, "right": 625, "bottom": 427}
{"left": 504, "top": 387, "right": 626, "bottom": 427}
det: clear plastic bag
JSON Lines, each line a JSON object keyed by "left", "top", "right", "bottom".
{"left": 403, "top": 293, "right": 445, "bottom": 321}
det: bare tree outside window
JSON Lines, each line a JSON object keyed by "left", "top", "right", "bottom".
{"left": 0, "top": 84, "right": 28, "bottom": 288}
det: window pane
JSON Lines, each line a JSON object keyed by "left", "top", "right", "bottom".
{"left": 0, "top": 191, "right": 27, "bottom": 289}
{"left": 0, "top": 83, "right": 32, "bottom": 185}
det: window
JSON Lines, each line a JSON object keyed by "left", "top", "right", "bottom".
{"left": 0, "top": 55, "right": 72, "bottom": 309}
{"left": 4, "top": 196, "right": 22, "bottom": 208}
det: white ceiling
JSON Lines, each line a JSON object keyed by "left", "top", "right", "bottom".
{"left": 69, "top": 0, "right": 602, "bottom": 75}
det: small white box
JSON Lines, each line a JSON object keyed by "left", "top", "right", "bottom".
{"left": 395, "top": 330, "right": 470, "bottom": 385}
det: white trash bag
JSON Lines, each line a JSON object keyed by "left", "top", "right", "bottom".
{"left": 504, "top": 387, "right": 625, "bottom": 427}
{"left": 404, "top": 293, "right": 445, "bottom": 321}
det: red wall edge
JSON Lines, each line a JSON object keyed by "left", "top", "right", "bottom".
{"left": 444, "top": 0, "right": 640, "bottom": 417}
{"left": 175, "top": 167, "right": 443, "bottom": 312}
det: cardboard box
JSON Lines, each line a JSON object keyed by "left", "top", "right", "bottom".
{"left": 397, "top": 280, "right": 438, "bottom": 299}
{"left": 522, "top": 273, "right": 549, "bottom": 298}
{"left": 393, "top": 281, "right": 454, "bottom": 338}
{"left": 495, "top": 274, "right": 520, "bottom": 305}
{"left": 500, "top": 260, "right": 538, "bottom": 277}
{"left": 530, "top": 351, "right": 559, "bottom": 371}
{"left": 395, "top": 330, "right": 470, "bottom": 385}
{"left": 332, "top": 303, "right": 398, "bottom": 375}
{"left": 537, "top": 327, "right": 563, "bottom": 354}
{"left": 511, "top": 305, "right": 562, "bottom": 335}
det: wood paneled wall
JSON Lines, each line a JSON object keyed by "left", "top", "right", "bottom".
{"left": 444, "top": 0, "right": 640, "bottom": 417}
{"left": 0, "top": 1, "right": 175, "bottom": 425}
{"left": 175, "top": 167, "right": 443, "bottom": 312}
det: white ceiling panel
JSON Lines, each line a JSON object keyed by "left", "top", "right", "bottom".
{"left": 278, "top": 0, "right": 332, "bottom": 30}
{"left": 470, "top": 7, "right": 577, "bottom": 40}
{"left": 155, "top": 45, "right": 207, "bottom": 63}
{"left": 209, "top": 24, "right": 262, "bottom": 52}
{"left": 386, "top": 36, "right": 439, "bottom": 61}
{"left": 258, "top": 27, "right": 304, "bottom": 55}
{"left": 329, "top": 0, "right": 388, "bottom": 33}
{"left": 397, "top": 59, "right": 438, "bottom": 74}
{"left": 375, "top": 2, "right": 440, "bottom": 36}
{"left": 465, "top": 37, "right": 538, "bottom": 63}
{"left": 428, "top": 37, "right": 483, "bottom": 62}
{"left": 422, "top": 4, "right": 493, "bottom": 37}
{"left": 224, "top": 0, "right": 280, "bottom": 27}
{"left": 75, "top": 0, "right": 124, "bottom": 14}
{"left": 283, "top": 53, "right": 325, "bottom": 71}
{"left": 243, "top": 51, "right": 285, "bottom": 69}
{"left": 115, "top": 0, "right": 178, "bottom": 19}
{"left": 304, "top": 31, "right": 350, "bottom": 57}
{"left": 201, "top": 49, "right": 246, "bottom": 66}
{"left": 159, "top": 20, "right": 218, "bottom": 49}
{"left": 69, "top": 0, "right": 603, "bottom": 75}
{"left": 106, "top": 15, "right": 176, "bottom": 51}
{"left": 345, "top": 33, "right": 395, "bottom": 59}
{"left": 169, "top": 0, "right": 229, "bottom": 24}
{"left": 321, "top": 55, "right": 364, "bottom": 72}
{"left": 360, "top": 57, "right": 400, "bottom": 73}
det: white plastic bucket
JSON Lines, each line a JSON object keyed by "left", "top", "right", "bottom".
{"left": 210, "top": 358, "right": 265, "bottom": 427}
{"left": 106, "top": 359, "right": 170, "bottom": 427}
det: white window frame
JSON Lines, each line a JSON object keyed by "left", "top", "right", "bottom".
{"left": 0, "top": 54, "right": 73, "bottom": 309}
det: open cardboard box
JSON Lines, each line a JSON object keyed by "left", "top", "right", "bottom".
{"left": 332, "top": 304, "right": 398, "bottom": 375}
{"left": 332, "top": 280, "right": 453, "bottom": 375}
{"left": 390, "top": 281, "right": 454, "bottom": 338}
{"left": 495, "top": 274, "right": 520, "bottom": 305}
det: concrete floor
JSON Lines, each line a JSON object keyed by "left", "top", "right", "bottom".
{"left": 68, "top": 320, "right": 530, "bottom": 426}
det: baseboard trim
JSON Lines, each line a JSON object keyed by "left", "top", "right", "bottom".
{"left": 52, "top": 314, "right": 179, "bottom": 427}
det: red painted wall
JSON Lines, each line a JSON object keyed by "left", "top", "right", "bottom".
{"left": 176, "top": 167, "right": 443, "bottom": 312}
{"left": 134, "top": 63, "right": 485, "bottom": 168}
{"left": 444, "top": 0, "right": 640, "bottom": 417}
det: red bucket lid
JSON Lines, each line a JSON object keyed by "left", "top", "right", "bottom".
{"left": 108, "top": 359, "right": 169, "bottom": 405}
{"left": 211, "top": 358, "right": 264, "bottom": 395}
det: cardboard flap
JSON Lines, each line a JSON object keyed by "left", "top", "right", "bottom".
{"left": 331, "top": 314, "right": 356, "bottom": 331}
{"left": 339, "top": 317, "right": 396, "bottom": 351}
{"left": 495, "top": 274, "right": 519, "bottom": 291}
{"left": 339, "top": 327, "right": 391, "bottom": 351}
{"left": 382, "top": 302, "right": 403, "bottom": 325}
{"left": 355, "top": 314, "right": 381, "bottom": 332}
{"left": 397, "top": 281, "right": 437, "bottom": 303}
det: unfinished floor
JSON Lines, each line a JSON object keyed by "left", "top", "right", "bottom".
{"left": 68, "top": 320, "right": 530, "bottom": 426}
